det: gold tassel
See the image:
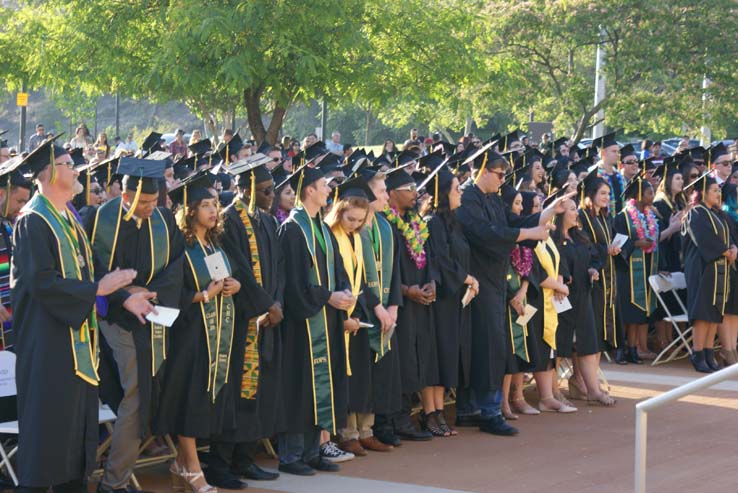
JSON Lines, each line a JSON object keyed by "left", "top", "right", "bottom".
{"left": 225, "top": 144, "right": 230, "bottom": 167}
{"left": 295, "top": 169, "right": 305, "bottom": 207}
{"left": 474, "top": 152, "right": 489, "bottom": 185}
{"left": 3, "top": 179, "right": 10, "bottom": 218}
{"left": 249, "top": 176, "right": 256, "bottom": 214}
{"left": 86, "top": 172, "right": 91, "bottom": 206}
{"left": 49, "top": 143, "right": 57, "bottom": 185}
{"left": 434, "top": 174, "right": 439, "bottom": 208}
{"left": 333, "top": 185, "right": 339, "bottom": 204}
{"left": 183, "top": 185, "right": 188, "bottom": 218}
{"left": 106, "top": 163, "right": 111, "bottom": 194}
{"left": 123, "top": 178, "right": 143, "bottom": 221}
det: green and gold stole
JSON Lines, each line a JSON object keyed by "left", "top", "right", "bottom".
{"left": 24, "top": 194, "right": 99, "bottom": 385}
{"left": 581, "top": 210, "right": 617, "bottom": 346}
{"left": 506, "top": 266, "right": 529, "bottom": 362}
{"left": 91, "top": 195, "right": 171, "bottom": 375}
{"left": 289, "top": 206, "right": 338, "bottom": 433}
{"left": 331, "top": 223, "right": 363, "bottom": 376}
{"left": 184, "top": 239, "right": 235, "bottom": 402}
{"left": 623, "top": 210, "right": 658, "bottom": 315}
{"left": 534, "top": 237, "right": 560, "bottom": 349}
{"left": 360, "top": 213, "right": 394, "bottom": 361}
{"left": 233, "top": 200, "right": 263, "bottom": 400}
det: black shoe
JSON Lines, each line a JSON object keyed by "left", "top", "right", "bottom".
{"left": 278, "top": 460, "right": 316, "bottom": 476}
{"left": 455, "top": 414, "right": 481, "bottom": 427}
{"left": 307, "top": 457, "right": 340, "bottom": 472}
{"left": 394, "top": 425, "right": 433, "bottom": 441}
{"left": 614, "top": 348, "right": 628, "bottom": 365}
{"left": 689, "top": 350, "right": 714, "bottom": 374}
{"left": 97, "top": 485, "right": 152, "bottom": 493}
{"left": 203, "top": 468, "right": 248, "bottom": 489}
{"left": 374, "top": 430, "right": 402, "bottom": 447}
{"left": 704, "top": 348, "right": 721, "bottom": 371}
{"left": 478, "top": 415, "right": 519, "bottom": 436}
{"left": 239, "top": 462, "right": 279, "bottom": 481}
{"left": 627, "top": 346, "right": 643, "bottom": 365}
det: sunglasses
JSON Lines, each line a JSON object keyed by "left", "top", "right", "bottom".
{"left": 395, "top": 184, "right": 417, "bottom": 192}
{"left": 622, "top": 159, "right": 639, "bottom": 165}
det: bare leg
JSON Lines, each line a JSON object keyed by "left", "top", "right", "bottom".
{"left": 579, "top": 354, "right": 615, "bottom": 406}
{"left": 692, "top": 321, "right": 708, "bottom": 351}
{"left": 501, "top": 374, "right": 515, "bottom": 418}
{"left": 420, "top": 387, "right": 436, "bottom": 414}
{"left": 432, "top": 386, "right": 445, "bottom": 411}
{"left": 705, "top": 324, "right": 718, "bottom": 349}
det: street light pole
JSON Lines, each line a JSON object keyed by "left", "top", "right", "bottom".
{"left": 593, "top": 25, "right": 607, "bottom": 139}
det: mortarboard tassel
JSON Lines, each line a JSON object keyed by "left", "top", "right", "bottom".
{"left": 123, "top": 172, "right": 144, "bottom": 222}
{"left": 474, "top": 152, "right": 489, "bottom": 185}
{"left": 105, "top": 163, "right": 111, "bottom": 194}
{"left": 183, "top": 185, "right": 188, "bottom": 219}
{"left": 86, "top": 172, "right": 91, "bottom": 206}
{"left": 49, "top": 143, "right": 57, "bottom": 185}
{"left": 295, "top": 169, "right": 305, "bottom": 208}
{"left": 249, "top": 175, "right": 257, "bottom": 215}
{"left": 3, "top": 179, "right": 11, "bottom": 218}
{"left": 225, "top": 143, "right": 230, "bottom": 167}
{"left": 333, "top": 185, "right": 339, "bottom": 205}
{"left": 434, "top": 174, "right": 439, "bottom": 208}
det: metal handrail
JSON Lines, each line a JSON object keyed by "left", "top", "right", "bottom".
{"left": 634, "top": 363, "right": 738, "bottom": 492}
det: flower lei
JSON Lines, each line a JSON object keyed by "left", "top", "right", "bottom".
{"left": 510, "top": 245, "right": 533, "bottom": 277}
{"left": 625, "top": 199, "right": 658, "bottom": 253}
{"left": 275, "top": 208, "right": 289, "bottom": 225}
{"left": 597, "top": 166, "right": 625, "bottom": 217}
{"left": 384, "top": 205, "right": 429, "bottom": 269}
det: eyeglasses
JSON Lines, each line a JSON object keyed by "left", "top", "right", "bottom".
{"left": 89, "top": 188, "right": 102, "bottom": 194}
{"left": 689, "top": 174, "right": 699, "bottom": 179}
{"left": 622, "top": 159, "right": 638, "bottom": 165}
{"left": 395, "top": 184, "right": 417, "bottom": 192}
{"left": 56, "top": 161, "right": 75, "bottom": 169}
{"left": 490, "top": 170, "right": 506, "bottom": 179}
{"left": 272, "top": 158, "right": 281, "bottom": 162}
{"left": 256, "top": 186, "right": 274, "bottom": 195}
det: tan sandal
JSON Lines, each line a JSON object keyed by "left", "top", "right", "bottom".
{"left": 587, "top": 392, "right": 616, "bottom": 407}
{"left": 567, "top": 378, "right": 588, "bottom": 401}
{"left": 510, "top": 398, "right": 540, "bottom": 415}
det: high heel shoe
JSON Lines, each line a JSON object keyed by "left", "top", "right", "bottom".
{"left": 169, "top": 461, "right": 185, "bottom": 491}
{"left": 689, "top": 350, "right": 713, "bottom": 374}
{"left": 181, "top": 467, "right": 218, "bottom": 493}
{"left": 704, "top": 348, "right": 721, "bottom": 371}
{"left": 627, "top": 346, "right": 643, "bottom": 364}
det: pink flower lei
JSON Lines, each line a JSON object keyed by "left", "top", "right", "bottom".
{"left": 625, "top": 199, "right": 658, "bottom": 253}
{"left": 510, "top": 245, "right": 533, "bottom": 277}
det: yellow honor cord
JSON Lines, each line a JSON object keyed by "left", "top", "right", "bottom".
{"left": 474, "top": 152, "right": 488, "bottom": 185}
{"left": 123, "top": 179, "right": 143, "bottom": 221}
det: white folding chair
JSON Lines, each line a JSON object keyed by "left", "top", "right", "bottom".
{"left": 648, "top": 273, "right": 693, "bottom": 366}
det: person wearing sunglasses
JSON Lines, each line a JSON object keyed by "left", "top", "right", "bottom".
{"left": 710, "top": 142, "right": 734, "bottom": 186}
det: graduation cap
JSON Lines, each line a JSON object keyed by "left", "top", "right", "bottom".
{"left": 167, "top": 169, "right": 217, "bottom": 211}
{"left": 145, "top": 150, "right": 173, "bottom": 162}
{"left": 228, "top": 153, "right": 274, "bottom": 213}
{"left": 256, "top": 140, "right": 273, "bottom": 155}
{"left": 577, "top": 164, "right": 602, "bottom": 203}
{"left": 542, "top": 184, "right": 571, "bottom": 209}
{"left": 417, "top": 160, "right": 455, "bottom": 208}
{"left": 706, "top": 142, "right": 730, "bottom": 167}
{"left": 621, "top": 173, "right": 650, "bottom": 201}
{"left": 384, "top": 163, "right": 416, "bottom": 191}
{"left": 17, "top": 134, "right": 69, "bottom": 183}
{"left": 619, "top": 144, "right": 638, "bottom": 161}
{"left": 464, "top": 142, "right": 507, "bottom": 184}
{"left": 86, "top": 155, "right": 121, "bottom": 193}
{"left": 433, "top": 141, "right": 456, "bottom": 156}
{"left": 500, "top": 129, "right": 522, "bottom": 152}
{"left": 0, "top": 157, "right": 31, "bottom": 216}
{"left": 684, "top": 145, "right": 705, "bottom": 162}
{"left": 216, "top": 133, "right": 244, "bottom": 166}
{"left": 69, "top": 147, "right": 86, "bottom": 166}
{"left": 173, "top": 157, "right": 195, "bottom": 181}
{"left": 334, "top": 176, "right": 377, "bottom": 202}
{"left": 188, "top": 138, "right": 213, "bottom": 157}
{"left": 653, "top": 155, "right": 681, "bottom": 182}
{"left": 276, "top": 163, "right": 325, "bottom": 206}
{"left": 141, "top": 132, "right": 163, "bottom": 156}
{"left": 552, "top": 137, "right": 568, "bottom": 155}
{"left": 0, "top": 130, "right": 8, "bottom": 149}
{"left": 317, "top": 153, "right": 344, "bottom": 174}
{"left": 117, "top": 156, "right": 167, "bottom": 221}
{"left": 392, "top": 150, "right": 419, "bottom": 168}
{"left": 592, "top": 132, "right": 618, "bottom": 150}
{"left": 684, "top": 171, "right": 716, "bottom": 196}
{"left": 372, "top": 153, "right": 391, "bottom": 169}
{"left": 500, "top": 183, "right": 520, "bottom": 207}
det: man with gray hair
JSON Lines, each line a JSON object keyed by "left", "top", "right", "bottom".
{"left": 326, "top": 131, "right": 343, "bottom": 155}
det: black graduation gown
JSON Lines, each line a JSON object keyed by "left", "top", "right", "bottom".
{"left": 153, "top": 245, "right": 236, "bottom": 438}
{"left": 682, "top": 205, "right": 731, "bottom": 323}
{"left": 387, "top": 213, "right": 439, "bottom": 393}
{"left": 12, "top": 213, "right": 99, "bottom": 487}
{"left": 556, "top": 235, "right": 601, "bottom": 357}
{"left": 427, "top": 215, "right": 471, "bottom": 389}
{"left": 578, "top": 209, "right": 620, "bottom": 349}
{"left": 369, "top": 215, "right": 404, "bottom": 415}
{"left": 216, "top": 205, "right": 284, "bottom": 442}
{"left": 90, "top": 208, "right": 185, "bottom": 438}
{"left": 722, "top": 210, "right": 738, "bottom": 316}
{"left": 613, "top": 211, "right": 657, "bottom": 325}
{"left": 653, "top": 198, "right": 686, "bottom": 317}
{"left": 277, "top": 217, "right": 350, "bottom": 433}
{"left": 456, "top": 184, "right": 539, "bottom": 392}
{"left": 519, "top": 252, "right": 552, "bottom": 372}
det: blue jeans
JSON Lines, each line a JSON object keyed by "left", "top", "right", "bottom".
{"left": 455, "top": 387, "right": 502, "bottom": 419}
{"left": 277, "top": 427, "right": 321, "bottom": 465}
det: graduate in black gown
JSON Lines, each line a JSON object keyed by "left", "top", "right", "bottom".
{"left": 455, "top": 143, "right": 566, "bottom": 436}
{"left": 154, "top": 172, "right": 238, "bottom": 493}
{"left": 553, "top": 196, "right": 615, "bottom": 406}
{"left": 422, "top": 161, "right": 478, "bottom": 436}
{"left": 682, "top": 172, "right": 736, "bottom": 373}
{"left": 11, "top": 140, "right": 141, "bottom": 493}
{"left": 652, "top": 159, "right": 687, "bottom": 354}
{"left": 209, "top": 154, "right": 285, "bottom": 487}
{"left": 382, "top": 165, "right": 438, "bottom": 442}
{"left": 613, "top": 175, "right": 660, "bottom": 364}
{"left": 719, "top": 182, "right": 738, "bottom": 365}
{"left": 276, "top": 164, "right": 353, "bottom": 476}
{"left": 89, "top": 157, "right": 185, "bottom": 493}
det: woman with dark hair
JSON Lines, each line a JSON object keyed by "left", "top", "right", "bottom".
{"left": 613, "top": 176, "right": 659, "bottom": 364}
{"left": 422, "top": 164, "right": 478, "bottom": 435}
{"left": 156, "top": 173, "right": 241, "bottom": 493}
{"left": 94, "top": 132, "right": 110, "bottom": 159}
{"left": 683, "top": 173, "right": 737, "bottom": 372}
{"left": 553, "top": 197, "right": 615, "bottom": 406}
{"left": 652, "top": 163, "right": 686, "bottom": 353}
{"left": 271, "top": 183, "right": 296, "bottom": 225}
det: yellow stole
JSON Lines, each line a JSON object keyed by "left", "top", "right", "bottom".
{"left": 534, "top": 237, "right": 560, "bottom": 349}
{"left": 331, "top": 224, "right": 364, "bottom": 376}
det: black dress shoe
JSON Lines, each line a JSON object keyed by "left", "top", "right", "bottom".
{"left": 627, "top": 346, "right": 644, "bottom": 364}
{"left": 395, "top": 425, "right": 433, "bottom": 441}
{"left": 278, "top": 460, "right": 316, "bottom": 476}
{"left": 704, "top": 348, "right": 721, "bottom": 371}
{"left": 614, "top": 348, "right": 628, "bottom": 365}
{"left": 374, "top": 430, "right": 402, "bottom": 447}
{"left": 455, "top": 414, "right": 481, "bottom": 427}
{"left": 307, "top": 457, "right": 340, "bottom": 472}
{"left": 239, "top": 462, "right": 279, "bottom": 481}
{"left": 690, "top": 350, "right": 714, "bottom": 374}
{"left": 204, "top": 468, "right": 248, "bottom": 489}
{"left": 478, "top": 415, "right": 519, "bottom": 436}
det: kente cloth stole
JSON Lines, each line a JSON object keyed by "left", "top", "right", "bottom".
{"left": 289, "top": 207, "right": 338, "bottom": 433}
{"left": 91, "top": 196, "right": 170, "bottom": 375}
{"left": 23, "top": 193, "right": 99, "bottom": 385}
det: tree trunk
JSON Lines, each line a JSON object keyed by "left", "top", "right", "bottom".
{"left": 464, "top": 115, "right": 474, "bottom": 136}
{"left": 364, "top": 105, "right": 372, "bottom": 146}
{"left": 203, "top": 112, "right": 219, "bottom": 146}
{"left": 264, "top": 103, "right": 287, "bottom": 145}
{"left": 440, "top": 127, "right": 455, "bottom": 143}
{"left": 571, "top": 97, "right": 609, "bottom": 145}
{"left": 244, "top": 87, "right": 267, "bottom": 144}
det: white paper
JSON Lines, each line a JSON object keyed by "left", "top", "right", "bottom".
{"left": 515, "top": 304, "right": 538, "bottom": 326}
{"left": 359, "top": 321, "right": 374, "bottom": 328}
{"left": 461, "top": 286, "right": 474, "bottom": 307}
{"left": 204, "top": 251, "right": 229, "bottom": 281}
{"left": 553, "top": 296, "right": 573, "bottom": 314}
{"left": 146, "top": 306, "right": 180, "bottom": 327}
{"left": 611, "top": 233, "right": 629, "bottom": 249}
